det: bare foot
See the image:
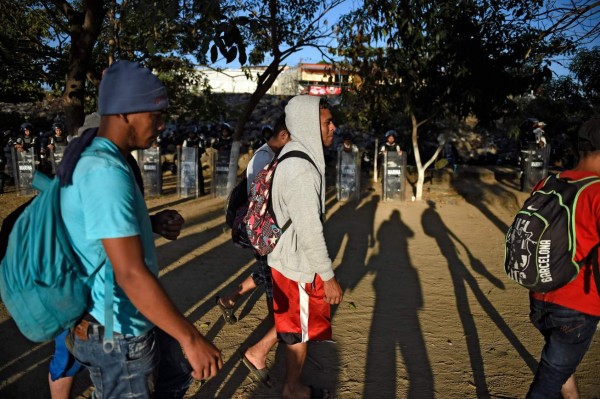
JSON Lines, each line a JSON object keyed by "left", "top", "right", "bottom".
{"left": 244, "top": 347, "right": 267, "bottom": 370}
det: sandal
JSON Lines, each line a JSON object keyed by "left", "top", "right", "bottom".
{"left": 239, "top": 348, "right": 272, "bottom": 388}
{"left": 216, "top": 296, "right": 237, "bottom": 324}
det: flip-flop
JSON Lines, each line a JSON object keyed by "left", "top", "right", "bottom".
{"left": 216, "top": 296, "right": 237, "bottom": 324}
{"left": 239, "top": 348, "right": 272, "bottom": 388}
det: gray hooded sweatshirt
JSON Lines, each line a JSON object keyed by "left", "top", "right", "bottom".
{"left": 267, "top": 95, "right": 334, "bottom": 284}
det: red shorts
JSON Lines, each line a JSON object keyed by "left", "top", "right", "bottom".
{"left": 271, "top": 268, "right": 332, "bottom": 344}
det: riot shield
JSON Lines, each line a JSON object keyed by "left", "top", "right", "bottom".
{"left": 336, "top": 148, "right": 361, "bottom": 201}
{"left": 382, "top": 151, "right": 407, "bottom": 201}
{"left": 521, "top": 143, "right": 551, "bottom": 192}
{"left": 12, "top": 147, "right": 36, "bottom": 196}
{"left": 50, "top": 145, "right": 66, "bottom": 174}
{"left": 138, "top": 147, "right": 162, "bottom": 198}
{"left": 177, "top": 147, "right": 199, "bottom": 198}
{"left": 212, "top": 149, "right": 230, "bottom": 198}
{"left": 4, "top": 144, "right": 14, "bottom": 181}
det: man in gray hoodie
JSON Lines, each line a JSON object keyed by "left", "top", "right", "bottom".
{"left": 269, "top": 95, "right": 343, "bottom": 398}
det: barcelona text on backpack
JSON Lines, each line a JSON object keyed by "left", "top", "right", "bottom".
{"left": 0, "top": 169, "right": 114, "bottom": 343}
{"left": 231, "top": 150, "right": 319, "bottom": 256}
{"left": 504, "top": 174, "right": 600, "bottom": 294}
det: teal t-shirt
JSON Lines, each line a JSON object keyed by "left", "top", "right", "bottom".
{"left": 60, "top": 137, "right": 157, "bottom": 336}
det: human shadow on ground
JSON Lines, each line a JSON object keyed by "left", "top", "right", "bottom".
{"left": 363, "top": 209, "right": 435, "bottom": 398}
{"left": 421, "top": 201, "right": 537, "bottom": 398}
{"left": 451, "top": 177, "right": 521, "bottom": 234}
{"left": 325, "top": 194, "right": 377, "bottom": 304}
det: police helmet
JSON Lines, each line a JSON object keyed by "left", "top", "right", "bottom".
{"left": 385, "top": 130, "right": 397, "bottom": 138}
{"left": 52, "top": 122, "right": 64, "bottom": 132}
{"left": 221, "top": 123, "right": 233, "bottom": 135}
{"left": 20, "top": 122, "right": 33, "bottom": 132}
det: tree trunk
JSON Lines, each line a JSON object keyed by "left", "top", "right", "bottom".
{"left": 63, "top": 0, "right": 106, "bottom": 136}
{"left": 410, "top": 111, "right": 443, "bottom": 201}
{"left": 225, "top": 63, "right": 283, "bottom": 193}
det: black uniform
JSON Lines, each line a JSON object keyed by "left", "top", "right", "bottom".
{"left": 49, "top": 134, "right": 69, "bottom": 148}
{"left": 15, "top": 134, "right": 38, "bottom": 153}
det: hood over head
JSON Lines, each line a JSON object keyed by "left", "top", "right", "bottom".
{"left": 283, "top": 95, "right": 325, "bottom": 174}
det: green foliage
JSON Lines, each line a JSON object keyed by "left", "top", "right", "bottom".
{"left": 0, "top": 0, "right": 61, "bottom": 101}
{"left": 337, "top": 0, "right": 567, "bottom": 132}
{"left": 500, "top": 46, "right": 599, "bottom": 147}
{"left": 570, "top": 46, "right": 600, "bottom": 105}
{"left": 201, "top": 0, "right": 342, "bottom": 68}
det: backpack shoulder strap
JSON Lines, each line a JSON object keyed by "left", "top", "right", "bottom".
{"left": 278, "top": 150, "right": 319, "bottom": 172}
{"left": 269, "top": 150, "right": 323, "bottom": 230}
{"left": 72, "top": 150, "right": 118, "bottom": 350}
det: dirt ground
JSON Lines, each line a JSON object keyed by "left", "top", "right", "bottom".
{"left": 0, "top": 166, "right": 599, "bottom": 399}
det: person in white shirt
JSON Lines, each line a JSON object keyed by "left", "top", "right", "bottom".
{"left": 216, "top": 113, "right": 291, "bottom": 388}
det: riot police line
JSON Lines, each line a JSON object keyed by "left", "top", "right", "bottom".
{"left": 0, "top": 120, "right": 239, "bottom": 198}
{"left": 1, "top": 122, "right": 71, "bottom": 195}
{"left": 2, "top": 120, "right": 411, "bottom": 201}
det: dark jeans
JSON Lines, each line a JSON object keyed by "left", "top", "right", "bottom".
{"left": 69, "top": 324, "right": 192, "bottom": 399}
{"left": 250, "top": 255, "right": 273, "bottom": 300}
{"left": 527, "top": 298, "right": 600, "bottom": 398}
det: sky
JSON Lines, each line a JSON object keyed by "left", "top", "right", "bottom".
{"left": 213, "top": 0, "right": 357, "bottom": 68}
{"left": 212, "top": 0, "right": 595, "bottom": 77}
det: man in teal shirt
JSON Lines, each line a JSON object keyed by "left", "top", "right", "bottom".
{"left": 62, "top": 60, "right": 222, "bottom": 398}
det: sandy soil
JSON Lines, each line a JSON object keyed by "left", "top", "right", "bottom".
{"left": 0, "top": 166, "right": 599, "bottom": 399}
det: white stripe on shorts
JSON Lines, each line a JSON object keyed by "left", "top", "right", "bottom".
{"left": 298, "top": 282, "right": 310, "bottom": 343}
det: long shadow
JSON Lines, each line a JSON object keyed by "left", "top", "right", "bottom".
{"left": 0, "top": 182, "right": 339, "bottom": 398}
{"left": 325, "top": 194, "right": 378, "bottom": 318}
{"left": 195, "top": 315, "right": 275, "bottom": 398}
{"left": 155, "top": 218, "right": 226, "bottom": 271}
{"left": 364, "top": 209, "right": 435, "bottom": 398}
{"left": 451, "top": 177, "right": 521, "bottom": 234}
{"left": 147, "top": 195, "right": 200, "bottom": 213}
{"left": 421, "top": 201, "right": 537, "bottom": 398}
{"left": 150, "top": 200, "right": 225, "bottom": 226}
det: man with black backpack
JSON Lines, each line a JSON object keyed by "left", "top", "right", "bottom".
{"left": 524, "top": 117, "right": 600, "bottom": 398}
{"left": 217, "top": 113, "right": 290, "bottom": 387}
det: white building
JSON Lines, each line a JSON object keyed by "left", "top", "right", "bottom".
{"left": 195, "top": 63, "right": 352, "bottom": 96}
{"left": 197, "top": 66, "right": 299, "bottom": 95}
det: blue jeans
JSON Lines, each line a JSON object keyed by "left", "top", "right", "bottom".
{"left": 69, "top": 323, "right": 192, "bottom": 399}
{"left": 527, "top": 298, "right": 600, "bottom": 398}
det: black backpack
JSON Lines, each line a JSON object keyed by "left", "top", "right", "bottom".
{"left": 225, "top": 172, "right": 248, "bottom": 229}
{"left": 504, "top": 174, "right": 600, "bottom": 293}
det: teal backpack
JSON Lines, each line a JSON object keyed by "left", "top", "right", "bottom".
{"left": 0, "top": 172, "right": 114, "bottom": 343}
